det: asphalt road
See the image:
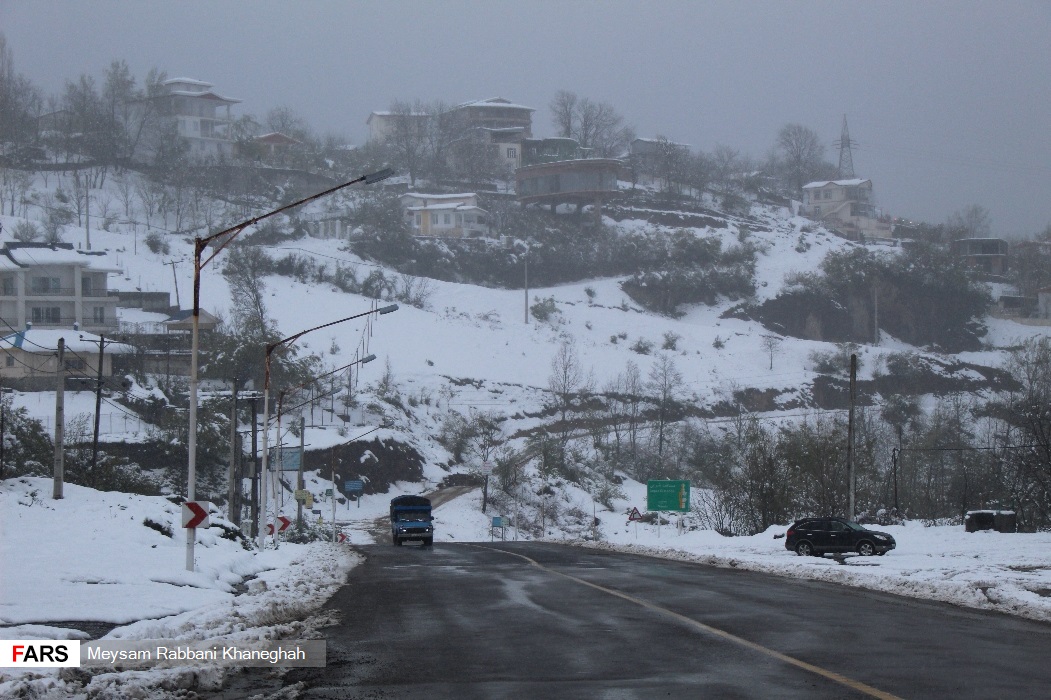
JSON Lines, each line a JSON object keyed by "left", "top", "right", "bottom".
{"left": 225, "top": 541, "right": 1051, "bottom": 699}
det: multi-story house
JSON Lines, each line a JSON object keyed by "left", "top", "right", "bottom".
{"left": 400, "top": 193, "right": 489, "bottom": 238}
{"left": 155, "top": 78, "right": 241, "bottom": 158}
{"left": 800, "top": 178, "right": 893, "bottom": 240}
{"left": 952, "top": 238, "right": 1010, "bottom": 276}
{"left": 0, "top": 242, "right": 120, "bottom": 335}
{"left": 368, "top": 97, "right": 533, "bottom": 173}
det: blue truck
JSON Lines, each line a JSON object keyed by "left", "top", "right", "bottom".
{"left": 389, "top": 495, "right": 434, "bottom": 546}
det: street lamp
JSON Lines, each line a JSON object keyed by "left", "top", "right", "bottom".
{"left": 184, "top": 167, "right": 393, "bottom": 572}
{"left": 259, "top": 307, "right": 396, "bottom": 549}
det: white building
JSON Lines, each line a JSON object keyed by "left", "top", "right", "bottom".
{"left": 399, "top": 193, "right": 489, "bottom": 238}
{"left": 800, "top": 178, "right": 893, "bottom": 240}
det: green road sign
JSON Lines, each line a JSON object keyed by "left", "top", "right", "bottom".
{"left": 647, "top": 480, "right": 690, "bottom": 512}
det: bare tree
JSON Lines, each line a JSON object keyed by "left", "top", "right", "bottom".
{"left": 385, "top": 99, "right": 429, "bottom": 187}
{"left": 550, "top": 90, "right": 577, "bottom": 138}
{"left": 776, "top": 123, "right": 827, "bottom": 193}
{"left": 135, "top": 178, "right": 161, "bottom": 230}
{"left": 761, "top": 335, "right": 783, "bottom": 370}
{"left": 225, "top": 244, "right": 273, "bottom": 339}
{"left": 0, "top": 33, "right": 42, "bottom": 147}
{"left": 946, "top": 204, "right": 992, "bottom": 240}
{"left": 648, "top": 353, "right": 684, "bottom": 460}
{"left": 548, "top": 339, "right": 584, "bottom": 429}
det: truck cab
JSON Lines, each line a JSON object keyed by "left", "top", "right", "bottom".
{"left": 390, "top": 495, "right": 434, "bottom": 546}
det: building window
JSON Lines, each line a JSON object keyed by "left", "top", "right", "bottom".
{"left": 415, "top": 214, "right": 422, "bottom": 227}
{"left": 814, "top": 206, "right": 821, "bottom": 216}
{"left": 31, "top": 277, "right": 61, "bottom": 293}
{"left": 1, "top": 278, "right": 14, "bottom": 295}
{"left": 444, "top": 214, "right": 451, "bottom": 225}
{"left": 64, "top": 358, "right": 85, "bottom": 371}
{"left": 5, "top": 356, "right": 13, "bottom": 367}
{"left": 824, "top": 190, "right": 832, "bottom": 199}
{"left": 31, "top": 307, "right": 61, "bottom": 324}
{"left": 93, "top": 307, "right": 105, "bottom": 323}
{"left": 507, "top": 147, "right": 517, "bottom": 159}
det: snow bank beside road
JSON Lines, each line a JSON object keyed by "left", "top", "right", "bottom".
{"left": 574, "top": 519, "right": 1051, "bottom": 623}
{"left": 0, "top": 477, "right": 359, "bottom": 698}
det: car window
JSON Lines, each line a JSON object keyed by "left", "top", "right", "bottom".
{"left": 829, "top": 521, "right": 847, "bottom": 532}
{"left": 807, "top": 520, "right": 829, "bottom": 531}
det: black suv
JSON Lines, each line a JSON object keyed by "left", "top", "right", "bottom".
{"left": 785, "top": 517, "right": 896, "bottom": 557}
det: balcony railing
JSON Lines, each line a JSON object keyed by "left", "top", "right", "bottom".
{"left": 26, "top": 287, "right": 75, "bottom": 297}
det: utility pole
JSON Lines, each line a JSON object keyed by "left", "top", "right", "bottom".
{"left": 250, "top": 396, "right": 259, "bottom": 538}
{"left": 524, "top": 249, "right": 529, "bottom": 324}
{"left": 91, "top": 336, "right": 104, "bottom": 473}
{"left": 228, "top": 379, "right": 239, "bottom": 526}
{"left": 80, "top": 334, "right": 116, "bottom": 475}
{"left": 0, "top": 386, "right": 4, "bottom": 479}
{"left": 873, "top": 280, "right": 880, "bottom": 345}
{"left": 847, "top": 353, "right": 857, "bottom": 520}
{"left": 891, "top": 447, "right": 899, "bottom": 514}
{"left": 167, "top": 260, "right": 181, "bottom": 308}
{"left": 296, "top": 416, "right": 305, "bottom": 528}
{"left": 53, "top": 338, "right": 65, "bottom": 500}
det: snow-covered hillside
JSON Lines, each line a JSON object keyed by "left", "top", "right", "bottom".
{"left": 4, "top": 169, "right": 1051, "bottom": 697}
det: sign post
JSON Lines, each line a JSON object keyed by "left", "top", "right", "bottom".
{"left": 646, "top": 480, "right": 690, "bottom": 538}
{"left": 345, "top": 480, "right": 364, "bottom": 508}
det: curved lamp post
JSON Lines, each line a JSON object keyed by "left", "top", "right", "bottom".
{"left": 184, "top": 168, "right": 393, "bottom": 572}
{"left": 259, "top": 307, "right": 396, "bottom": 549}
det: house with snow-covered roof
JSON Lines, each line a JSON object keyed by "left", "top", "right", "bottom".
{"left": 0, "top": 242, "right": 120, "bottom": 335}
{"left": 141, "top": 77, "right": 242, "bottom": 158}
{"left": 399, "top": 193, "right": 489, "bottom": 238}
{"left": 0, "top": 327, "right": 135, "bottom": 385}
{"left": 800, "top": 178, "right": 893, "bottom": 240}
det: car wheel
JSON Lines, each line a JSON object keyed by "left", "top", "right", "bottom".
{"left": 857, "top": 541, "right": 876, "bottom": 556}
{"left": 423, "top": 537, "right": 433, "bottom": 547}
{"left": 795, "top": 541, "right": 815, "bottom": 557}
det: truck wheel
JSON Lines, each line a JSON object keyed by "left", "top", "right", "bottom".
{"left": 394, "top": 538, "right": 402, "bottom": 546}
{"left": 423, "top": 537, "right": 433, "bottom": 547}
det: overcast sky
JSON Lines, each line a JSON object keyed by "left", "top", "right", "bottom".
{"left": 4, "top": 0, "right": 1050, "bottom": 235}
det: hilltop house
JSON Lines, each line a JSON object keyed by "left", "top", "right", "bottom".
{"left": 800, "top": 179, "right": 893, "bottom": 240}
{"left": 368, "top": 97, "right": 534, "bottom": 173}
{"left": 147, "top": 78, "right": 241, "bottom": 158}
{"left": 400, "top": 193, "right": 489, "bottom": 238}
{"left": 0, "top": 243, "right": 120, "bottom": 334}
{"left": 952, "top": 238, "right": 1009, "bottom": 276}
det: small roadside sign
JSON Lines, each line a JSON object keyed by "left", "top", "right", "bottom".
{"left": 627, "top": 507, "right": 644, "bottom": 521}
{"left": 269, "top": 447, "right": 302, "bottom": 472}
{"left": 345, "top": 480, "right": 364, "bottom": 495}
{"left": 325, "top": 488, "right": 333, "bottom": 497}
{"left": 182, "top": 501, "right": 212, "bottom": 529}
{"left": 337, "top": 533, "right": 348, "bottom": 543}
{"left": 482, "top": 461, "right": 494, "bottom": 475}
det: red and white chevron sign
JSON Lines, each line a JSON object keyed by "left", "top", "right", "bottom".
{"left": 266, "top": 515, "right": 293, "bottom": 536}
{"left": 181, "top": 501, "right": 211, "bottom": 529}
{"left": 337, "top": 533, "right": 347, "bottom": 543}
